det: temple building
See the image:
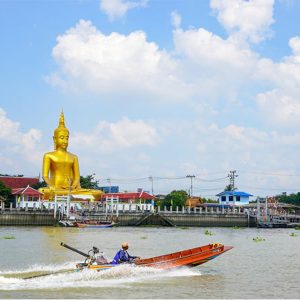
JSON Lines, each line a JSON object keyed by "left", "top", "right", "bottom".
{"left": 0, "top": 176, "right": 39, "bottom": 189}
{"left": 12, "top": 185, "right": 43, "bottom": 209}
{"left": 0, "top": 176, "right": 41, "bottom": 208}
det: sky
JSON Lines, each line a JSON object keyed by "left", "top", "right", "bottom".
{"left": 1, "top": 0, "right": 300, "bottom": 199}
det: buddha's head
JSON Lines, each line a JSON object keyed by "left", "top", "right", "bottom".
{"left": 53, "top": 112, "right": 69, "bottom": 150}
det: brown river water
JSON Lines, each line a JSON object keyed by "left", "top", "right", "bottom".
{"left": 0, "top": 226, "right": 299, "bottom": 299}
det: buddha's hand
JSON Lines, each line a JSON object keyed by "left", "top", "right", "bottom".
{"left": 59, "top": 185, "right": 69, "bottom": 189}
{"left": 71, "top": 180, "right": 80, "bottom": 190}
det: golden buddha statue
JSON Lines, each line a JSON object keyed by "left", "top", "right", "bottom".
{"left": 39, "top": 112, "right": 102, "bottom": 201}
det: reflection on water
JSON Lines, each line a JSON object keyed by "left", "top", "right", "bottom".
{"left": 0, "top": 226, "right": 299, "bottom": 299}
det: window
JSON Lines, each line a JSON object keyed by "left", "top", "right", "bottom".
{"left": 221, "top": 196, "right": 226, "bottom": 202}
{"left": 229, "top": 196, "right": 233, "bottom": 201}
{"left": 236, "top": 196, "right": 240, "bottom": 201}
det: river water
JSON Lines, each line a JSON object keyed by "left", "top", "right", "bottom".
{"left": 0, "top": 226, "right": 299, "bottom": 299}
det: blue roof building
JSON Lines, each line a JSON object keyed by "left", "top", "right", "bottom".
{"left": 216, "top": 191, "right": 253, "bottom": 206}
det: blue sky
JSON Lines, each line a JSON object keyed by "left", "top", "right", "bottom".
{"left": 1, "top": 0, "right": 300, "bottom": 198}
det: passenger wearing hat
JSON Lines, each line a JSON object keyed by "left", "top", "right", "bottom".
{"left": 111, "top": 242, "right": 140, "bottom": 264}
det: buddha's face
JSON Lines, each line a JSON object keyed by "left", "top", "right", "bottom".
{"left": 54, "top": 130, "right": 69, "bottom": 150}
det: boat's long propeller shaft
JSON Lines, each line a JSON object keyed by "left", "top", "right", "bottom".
{"left": 60, "top": 242, "right": 90, "bottom": 258}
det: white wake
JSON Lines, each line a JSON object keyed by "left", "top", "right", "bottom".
{"left": 0, "top": 263, "right": 201, "bottom": 291}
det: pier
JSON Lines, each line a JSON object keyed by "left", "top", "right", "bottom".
{"left": 251, "top": 197, "right": 300, "bottom": 228}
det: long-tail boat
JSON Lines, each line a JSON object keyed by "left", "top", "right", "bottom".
{"left": 73, "top": 220, "right": 115, "bottom": 228}
{"left": 60, "top": 242, "right": 233, "bottom": 271}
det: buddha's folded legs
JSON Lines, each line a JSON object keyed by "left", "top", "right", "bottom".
{"left": 40, "top": 187, "right": 102, "bottom": 201}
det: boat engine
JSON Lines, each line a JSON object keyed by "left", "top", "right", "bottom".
{"left": 96, "top": 252, "right": 109, "bottom": 265}
{"left": 86, "top": 246, "right": 108, "bottom": 265}
{"left": 60, "top": 242, "right": 109, "bottom": 266}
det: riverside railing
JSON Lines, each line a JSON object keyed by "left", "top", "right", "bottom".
{"left": 0, "top": 203, "right": 248, "bottom": 215}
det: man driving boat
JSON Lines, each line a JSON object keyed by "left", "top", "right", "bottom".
{"left": 112, "top": 242, "right": 140, "bottom": 264}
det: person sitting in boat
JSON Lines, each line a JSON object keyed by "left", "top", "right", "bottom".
{"left": 111, "top": 242, "right": 140, "bottom": 264}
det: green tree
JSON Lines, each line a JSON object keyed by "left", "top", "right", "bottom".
{"left": 163, "top": 190, "right": 188, "bottom": 209}
{"left": 32, "top": 180, "right": 47, "bottom": 190}
{"left": 275, "top": 192, "right": 300, "bottom": 206}
{"left": 224, "top": 184, "right": 234, "bottom": 191}
{"left": 0, "top": 174, "right": 24, "bottom": 177}
{"left": 80, "top": 174, "right": 100, "bottom": 189}
{"left": 203, "top": 198, "right": 218, "bottom": 203}
{"left": 32, "top": 175, "right": 101, "bottom": 190}
{"left": 0, "top": 180, "right": 12, "bottom": 206}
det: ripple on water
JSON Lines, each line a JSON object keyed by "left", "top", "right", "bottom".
{"left": 1, "top": 226, "right": 300, "bottom": 298}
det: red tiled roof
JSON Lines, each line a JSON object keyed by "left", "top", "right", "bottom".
{"left": 102, "top": 192, "right": 155, "bottom": 200}
{"left": 0, "top": 176, "right": 39, "bottom": 189}
{"left": 11, "top": 186, "right": 43, "bottom": 196}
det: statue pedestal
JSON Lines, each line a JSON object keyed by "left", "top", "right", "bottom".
{"left": 70, "top": 194, "right": 95, "bottom": 201}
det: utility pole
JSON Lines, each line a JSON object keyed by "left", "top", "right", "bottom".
{"left": 186, "top": 175, "right": 196, "bottom": 197}
{"left": 228, "top": 170, "right": 238, "bottom": 190}
{"left": 149, "top": 176, "right": 154, "bottom": 195}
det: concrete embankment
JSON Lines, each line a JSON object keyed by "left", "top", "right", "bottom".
{"left": 0, "top": 209, "right": 256, "bottom": 227}
{"left": 87, "top": 210, "right": 256, "bottom": 227}
{"left": 0, "top": 210, "right": 55, "bottom": 226}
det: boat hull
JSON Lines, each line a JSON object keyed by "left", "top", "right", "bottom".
{"left": 75, "top": 224, "right": 113, "bottom": 228}
{"left": 74, "top": 221, "right": 114, "bottom": 228}
{"left": 76, "top": 243, "right": 232, "bottom": 271}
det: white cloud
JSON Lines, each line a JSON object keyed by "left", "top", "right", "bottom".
{"left": 189, "top": 121, "right": 300, "bottom": 194}
{"left": 289, "top": 36, "right": 300, "bottom": 61}
{"left": 100, "top": 0, "right": 147, "bottom": 21}
{"left": 71, "top": 117, "right": 160, "bottom": 153}
{"left": 173, "top": 27, "right": 257, "bottom": 71}
{"left": 47, "top": 18, "right": 300, "bottom": 131}
{"left": 172, "top": 26, "right": 262, "bottom": 103}
{"left": 277, "top": 37, "right": 300, "bottom": 91}
{"left": 253, "top": 36, "right": 300, "bottom": 128}
{"left": 0, "top": 108, "right": 20, "bottom": 140}
{"left": 171, "top": 11, "right": 181, "bottom": 29}
{"left": 253, "top": 37, "right": 300, "bottom": 97}
{"left": 210, "top": 0, "right": 275, "bottom": 44}
{"left": 47, "top": 11, "right": 300, "bottom": 133}
{"left": 205, "top": 123, "right": 268, "bottom": 153}
{"left": 173, "top": 21, "right": 300, "bottom": 130}
{"left": 48, "top": 20, "right": 187, "bottom": 101}
{"left": 0, "top": 108, "right": 43, "bottom": 173}
{"left": 256, "top": 90, "right": 300, "bottom": 128}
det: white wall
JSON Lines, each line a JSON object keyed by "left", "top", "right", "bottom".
{"left": 218, "top": 195, "right": 250, "bottom": 206}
